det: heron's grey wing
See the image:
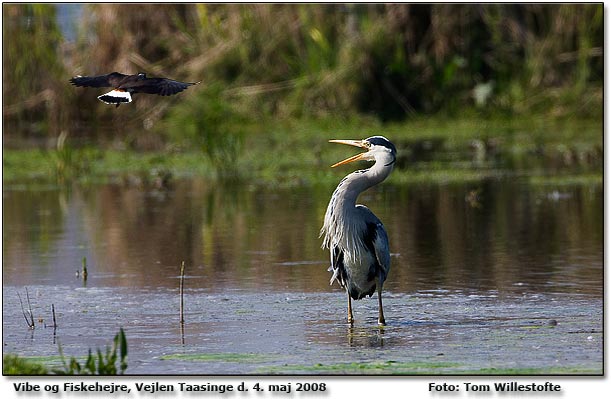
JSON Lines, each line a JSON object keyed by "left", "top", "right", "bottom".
{"left": 371, "top": 222, "right": 391, "bottom": 283}
{"left": 126, "top": 78, "right": 198, "bottom": 96}
{"left": 69, "top": 72, "right": 127, "bottom": 88}
{"left": 357, "top": 205, "right": 390, "bottom": 283}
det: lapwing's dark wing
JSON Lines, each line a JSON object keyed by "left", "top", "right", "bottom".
{"left": 123, "top": 78, "right": 199, "bottom": 96}
{"left": 69, "top": 72, "right": 128, "bottom": 88}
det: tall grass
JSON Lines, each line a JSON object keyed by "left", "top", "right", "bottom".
{"left": 56, "top": 328, "right": 128, "bottom": 375}
{"left": 2, "top": 4, "right": 68, "bottom": 136}
{"left": 2, "top": 4, "right": 603, "bottom": 150}
{"left": 3, "top": 329, "right": 128, "bottom": 375}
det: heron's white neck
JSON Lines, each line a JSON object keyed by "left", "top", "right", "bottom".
{"left": 337, "top": 156, "right": 394, "bottom": 207}
{"left": 321, "top": 156, "right": 393, "bottom": 258}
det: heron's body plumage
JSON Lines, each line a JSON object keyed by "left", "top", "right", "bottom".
{"left": 323, "top": 179, "right": 390, "bottom": 300}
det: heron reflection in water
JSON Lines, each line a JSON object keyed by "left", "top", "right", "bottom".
{"left": 320, "top": 136, "right": 396, "bottom": 326}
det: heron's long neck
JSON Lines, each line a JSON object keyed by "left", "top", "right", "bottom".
{"left": 338, "top": 160, "right": 393, "bottom": 207}
{"left": 321, "top": 159, "right": 393, "bottom": 252}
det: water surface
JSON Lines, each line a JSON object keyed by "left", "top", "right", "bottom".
{"left": 2, "top": 177, "right": 603, "bottom": 374}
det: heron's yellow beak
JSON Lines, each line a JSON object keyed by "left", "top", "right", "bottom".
{"left": 329, "top": 139, "right": 369, "bottom": 168}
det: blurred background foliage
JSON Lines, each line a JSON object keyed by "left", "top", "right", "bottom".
{"left": 2, "top": 4, "right": 603, "bottom": 157}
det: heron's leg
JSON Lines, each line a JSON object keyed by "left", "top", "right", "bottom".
{"left": 377, "top": 275, "right": 386, "bottom": 326}
{"left": 347, "top": 291, "right": 354, "bottom": 325}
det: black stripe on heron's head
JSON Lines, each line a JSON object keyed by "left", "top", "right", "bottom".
{"left": 365, "top": 136, "right": 396, "bottom": 154}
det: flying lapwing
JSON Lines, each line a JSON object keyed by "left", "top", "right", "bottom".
{"left": 70, "top": 72, "right": 200, "bottom": 107}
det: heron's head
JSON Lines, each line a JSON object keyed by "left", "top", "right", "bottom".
{"left": 329, "top": 136, "right": 396, "bottom": 168}
{"left": 137, "top": 72, "right": 147, "bottom": 79}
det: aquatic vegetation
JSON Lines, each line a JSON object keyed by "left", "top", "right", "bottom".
{"left": 160, "top": 353, "right": 270, "bottom": 363}
{"left": 55, "top": 328, "right": 128, "bottom": 375}
{"left": 461, "top": 366, "right": 603, "bottom": 375}
{"left": 3, "top": 354, "right": 49, "bottom": 375}
{"left": 259, "top": 360, "right": 461, "bottom": 375}
{"left": 3, "top": 115, "right": 600, "bottom": 187}
{"left": 258, "top": 361, "right": 600, "bottom": 375}
{"left": 4, "top": 329, "right": 127, "bottom": 375}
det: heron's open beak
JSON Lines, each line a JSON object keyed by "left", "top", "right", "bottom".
{"left": 329, "top": 139, "right": 369, "bottom": 168}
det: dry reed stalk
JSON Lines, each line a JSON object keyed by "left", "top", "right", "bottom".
{"left": 51, "top": 304, "right": 58, "bottom": 328}
{"left": 179, "top": 261, "right": 185, "bottom": 325}
{"left": 17, "top": 288, "right": 35, "bottom": 329}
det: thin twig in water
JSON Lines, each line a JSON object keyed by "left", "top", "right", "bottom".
{"left": 51, "top": 304, "right": 58, "bottom": 328}
{"left": 51, "top": 304, "right": 58, "bottom": 343}
{"left": 179, "top": 261, "right": 185, "bottom": 325}
{"left": 81, "top": 257, "right": 88, "bottom": 281}
{"left": 17, "top": 288, "right": 35, "bottom": 329}
{"left": 179, "top": 261, "right": 186, "bottom": 345}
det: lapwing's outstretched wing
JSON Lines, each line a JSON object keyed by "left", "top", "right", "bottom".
{"left": 122, "top": 78, "right": 200, "bottom": 96}
{"left": 69, "top": 72, "right": 128, "bottom": 88}
{"left": 70, "top": 72, "right": 200, "bottom": 106}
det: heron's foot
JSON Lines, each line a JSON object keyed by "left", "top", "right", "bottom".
{"left": 378, "top": 317, "right": 386, "bottom": 326}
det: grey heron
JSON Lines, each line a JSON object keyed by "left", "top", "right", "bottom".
{"left": 70, "top": 72, "right": 199, "bottom": 107}
{"left": 321, "top": 136, "right": 396, "bottom": 326}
